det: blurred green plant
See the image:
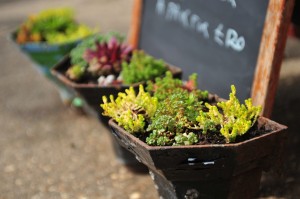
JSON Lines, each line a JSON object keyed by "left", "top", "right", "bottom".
{"left": 16, "top": 8, "right": 95, "bottom": 44}
{"left": 70, "top": 33, "right": 124, "bottom": 68}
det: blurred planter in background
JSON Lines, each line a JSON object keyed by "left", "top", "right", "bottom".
{"left": 10, "top": 8, "right": 95, "bottom": 104}
{"left": 51, "top": 33, "right": 182, "bottom": 172}
{"left": 52, "top": 33, "right": 182, "bottom": 123}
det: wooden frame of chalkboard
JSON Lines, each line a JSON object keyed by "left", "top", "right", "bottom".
{"left": 128, "top": 0, "right": 294, "bottom": 117}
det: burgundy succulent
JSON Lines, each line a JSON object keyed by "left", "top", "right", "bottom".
{"left": 83, "top": 37, "right": 133, "bottom": 76}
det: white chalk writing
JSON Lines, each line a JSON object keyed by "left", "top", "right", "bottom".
{"left": 155, "top": 0, "right": 245, "bottom": 52}
{"left": 156, "top": 0, "right": 166, "bottom": 15}
{"left": 221, "top": 0, "right": 237, "bottom": 8}
{"left": 225, "top": 28, "right": 245, "bottom": 51}
{"left": 214, "top": 24, "right": 224, "bottom": 46}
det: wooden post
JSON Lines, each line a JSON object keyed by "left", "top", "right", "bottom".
{"left": 252, "top": 0, "right": 295, "bottom": 117}
{"left": 128, "top": 0, "right": 143, "bottom": 48}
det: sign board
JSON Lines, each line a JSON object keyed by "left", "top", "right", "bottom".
{"left": 129, "top": 0, "right": 294, "bottom": 117}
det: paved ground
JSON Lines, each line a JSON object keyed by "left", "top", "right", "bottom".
{"left": 1, "top": 0, "right": 300, "bottom": 198}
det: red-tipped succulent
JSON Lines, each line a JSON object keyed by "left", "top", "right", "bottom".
{"left": 83, "top": 37, "right": 133, "bottom": 76}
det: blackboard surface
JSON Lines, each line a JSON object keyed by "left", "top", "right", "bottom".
{"left": 138, "top": 0, "right": 269, "bottom": 100}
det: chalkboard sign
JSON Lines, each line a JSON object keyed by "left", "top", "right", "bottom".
{"left": 129, "top": 0, "right": 294, "bottom": 117}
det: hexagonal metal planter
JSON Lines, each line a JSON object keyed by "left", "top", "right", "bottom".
{"left": 109, "top": 117, "right": 287, "bottom": 199}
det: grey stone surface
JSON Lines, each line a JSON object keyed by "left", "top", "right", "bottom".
{"left": 0, "top": 0, "right": 300, "bottom": 198}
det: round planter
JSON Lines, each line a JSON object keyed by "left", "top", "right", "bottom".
{"left": 9, "top": 31, "right": 81, "bottom": 103}
{"left": 108, "top": 116, "right": 287, "bottom": 199}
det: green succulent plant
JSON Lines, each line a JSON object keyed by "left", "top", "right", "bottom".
{"left": 70, "top": 32, "right": 125, "bottom": 68}
{"left": 67, "top": 33, "right": 132, "bottom": 81}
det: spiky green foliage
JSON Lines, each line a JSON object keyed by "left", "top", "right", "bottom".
{"left": 101, "top": 85, "right": 158, "bottom": 134}
{"left": 121, "top": 50, "right": 168, "bottom": 84}
{"left": 16, "top": 8, "right": 94, "bottom": 44}
{"left": 196, "top": 85, "right": 261, "bottom": 143}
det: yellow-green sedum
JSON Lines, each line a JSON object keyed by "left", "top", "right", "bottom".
{"left": 101, "top": 73, "right": 262, "bottom": 146}
{"left": 196, "top": 85, "right": 261, "bottom": 143}
{"left": 101, "top": 85, "right": 158, "bottom": 134}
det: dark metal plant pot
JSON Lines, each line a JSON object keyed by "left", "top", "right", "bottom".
{"left": 9, "top": 31, "right": 80, "bottom": 102}
{"left": 109, "top": 117, "right": 287, "bottom": 199}
{"left": 51, "top": 55, "right": 182, "bottom": 172}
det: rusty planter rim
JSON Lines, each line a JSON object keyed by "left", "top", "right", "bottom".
{"left": 108, "top": 117, "right": 288, "bottom": 150}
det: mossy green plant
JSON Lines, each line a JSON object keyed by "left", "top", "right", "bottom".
{"left": 147, "top": 71, "right": 208, "bottom": 101}
{"left": 121, "top": 50, "right": 168, "bottom": 84}
{"left": 146, "top": 89, "right": 203, "bottom": 146}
